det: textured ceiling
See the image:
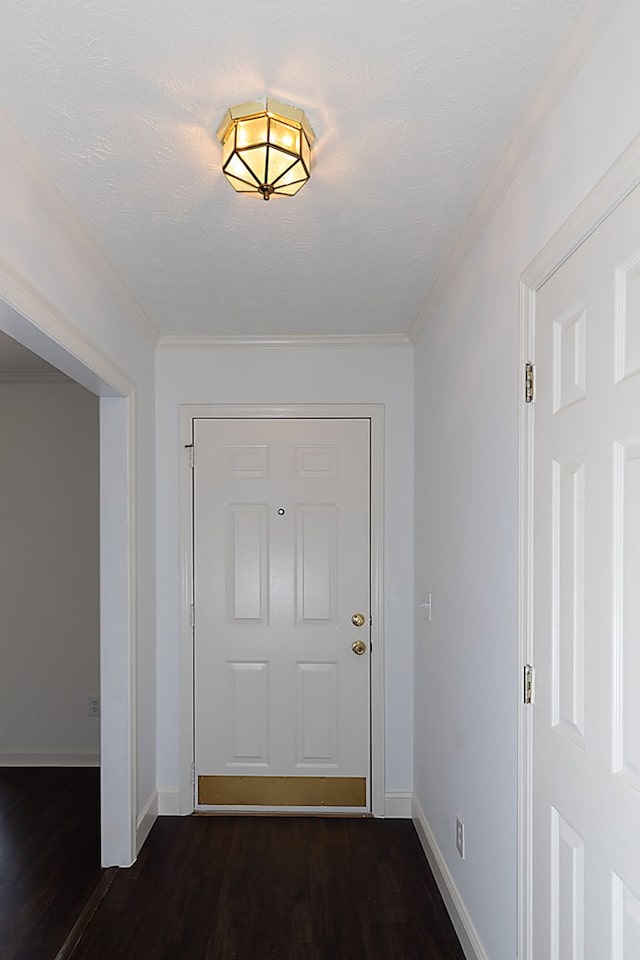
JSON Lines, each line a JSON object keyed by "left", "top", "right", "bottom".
{"left": 1, "top": 0, "right": 581, "bottom": 338}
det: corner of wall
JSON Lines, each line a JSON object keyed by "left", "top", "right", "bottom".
{"left": 157, "top": 786, "right": 182, "bottom": 816}
{"left": 384, "top": 790, "right": 413, "bottom": 818}
{"left": 136, "top": 789, "right": 158, "bottom": 854}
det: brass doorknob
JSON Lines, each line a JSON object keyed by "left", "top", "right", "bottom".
{"left": 351, "top": 613, "right": 366, "bottom": 627}
{"left": 352, "top": 639, "right": 367, "bottom": 656}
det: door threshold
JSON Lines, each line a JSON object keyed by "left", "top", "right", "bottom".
{"left": 53, "top": 868, "right": 118, "bottom": 960}
{"left": 192, "top": 810, "right": 374, "bottom": 818}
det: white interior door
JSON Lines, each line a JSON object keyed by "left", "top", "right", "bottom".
{"left": 530, "top": 183, "right": 640, "bottom": 958}
{"left": 193, "top": 417, "right": 371, "bottom": 811}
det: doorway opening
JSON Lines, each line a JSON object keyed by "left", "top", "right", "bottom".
{"left": 0, "top": 329, "right": 103, "bottom": 955}
{"left": 0, "top": 333, "right": 100, "bottom": 768}
{"left": 0, "top": 298, "right": 137, "bottom": 868}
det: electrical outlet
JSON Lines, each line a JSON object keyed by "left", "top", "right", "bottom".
{"left": 456, "top": 816, "right": 465, "bottom": 860}
{"left": 88, "top": 697, "right": 100, "bottom": 717}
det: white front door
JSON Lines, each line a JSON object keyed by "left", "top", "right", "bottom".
{"left": 530, "top": 183, "right": 640, "bottom": 957}
{"left": 193, "top": 417, "right": 371, "bottom": 811}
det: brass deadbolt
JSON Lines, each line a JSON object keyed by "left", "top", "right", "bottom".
{"left": 351, "top": 613, "right": 366, "bottom": 627}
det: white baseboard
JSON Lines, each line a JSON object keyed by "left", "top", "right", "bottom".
{"left": 412, "top": 794, "right": 489, "bottom": 960}
{"left": 158, "top": 786, "right": 412, "bottom": 818}
{"left": 136, "top": 789, "right": 158, "bottom": 853}
{"left": 0, "top": 750, "right": 100, "bottom": 767}
{"left": 158, "top": 786, "right": 182, "bottom": 815}
{"left": 384, "top": 790, "right": 413, "bottom": 817}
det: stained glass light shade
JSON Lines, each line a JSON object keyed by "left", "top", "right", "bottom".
{"left": 216, "top": 99, "right": 315, "bottom": 200}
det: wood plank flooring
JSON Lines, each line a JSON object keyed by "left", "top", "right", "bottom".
{"left": 71, "top": 816, "right": 465, "bottom": 960}
{"left": 0, "top": 771, "right": 465, "bottom": 960}
{"left": 0, "top": 767, "right": 102, "bottom": 960}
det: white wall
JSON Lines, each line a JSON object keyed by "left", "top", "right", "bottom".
{"left": 413, "top": 2, "right": 640, "bottom": 958}
{"left": 155, "top": 344, "right": 414, "bottom": 808}
{"left": 0, "top": 109, "right": 157, "bottom": 863}
{"left": 0, "top": 380, "right": 99, "bottom": 763}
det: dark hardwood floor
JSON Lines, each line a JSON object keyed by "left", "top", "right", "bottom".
{"left": 0, "top": 767, "right": 102, "bottom": 960}
{"left": 71, "top": 816, "right": 465, "bottom": 960}
{"left": 0, "top": 772, "right": 465, "bottom": 960}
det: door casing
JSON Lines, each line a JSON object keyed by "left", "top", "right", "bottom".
{"left": 518, "top": 133, "right": 640, "bottom": 959}
{"left": 179, "top": 403, "right": 386, "bottom": 816}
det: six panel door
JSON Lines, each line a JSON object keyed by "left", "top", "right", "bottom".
{"left": 193, "top": 417, "right": 371, "bottom": 811}
{"left": 531, "top": 184, "right": 640, "bottom": 958}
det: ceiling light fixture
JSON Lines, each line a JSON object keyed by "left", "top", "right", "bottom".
{"left": 216, "top": 98, "right": 315, "bottom": 201}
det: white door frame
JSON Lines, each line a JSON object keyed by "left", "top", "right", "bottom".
{"left": 179, "top": 403, "right": 385, "bottom": 817}
{"left": 518, "top": 134, "right": 640, "bottom": 959}
{"left": 0, "top": 290, "right": 138, "bottom": 868}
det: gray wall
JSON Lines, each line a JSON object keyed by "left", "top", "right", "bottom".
{"left": 0, "top": 380, "right": 99, "bottom": 762}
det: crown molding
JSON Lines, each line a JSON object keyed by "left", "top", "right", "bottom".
{"left": 0, "top": 109, "right": 159, "bottom": 346}
{"left": 158, "top": 333, "right": 411, "bottom": 349}
{"left": 410, "top": 0, "right": 623, "bottom": 343}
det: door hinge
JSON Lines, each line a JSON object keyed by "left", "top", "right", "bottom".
{"left": 525, "top": 362, "right": 535, "bottom": 404}
{"left": 524, "top": 664, "right": 535, "bottom": 704}
{"left": 185, "top": 443, "right": 194, "bottom": 469}
{"left": 191, "top": 763, "right": 196, "bottom": 790}
{"left": 190, "top": 603, "right": 195, "bottom": 630}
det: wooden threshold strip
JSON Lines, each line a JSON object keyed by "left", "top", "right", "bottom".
{"left": 54, "top": 867, "right": 118, "bottom": 960}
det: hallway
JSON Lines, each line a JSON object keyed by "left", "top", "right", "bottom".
{"left": 70, "top": 816, "right": 463, "bottom": 960}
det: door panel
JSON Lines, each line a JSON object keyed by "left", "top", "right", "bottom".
{"left": 227, "top": 661, "right": 268, "bottom": 765}
{"left": 531, "top": 184, "right": 640, "bottom": 957}
{"left": 226, "top": 504, "right": 268, "bottom": 623}
{"left": 295, "top": 662, "right": 337, "bottom": 765}
{"left": 193, "top": 417, "right": 371, "bottom": 810}
{"left": 296, "top": 504, "right": 337, "bottom": 623}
